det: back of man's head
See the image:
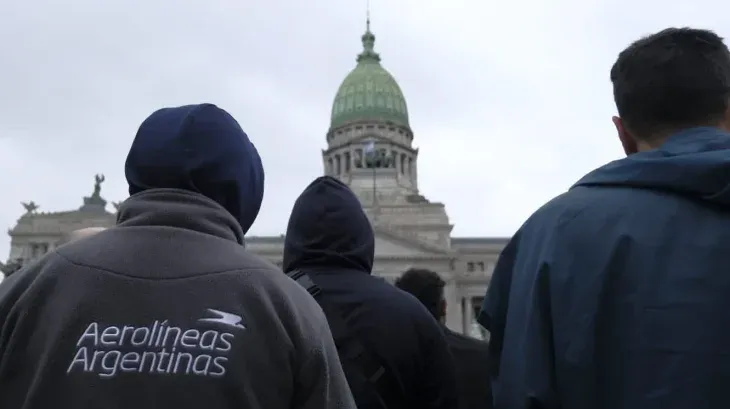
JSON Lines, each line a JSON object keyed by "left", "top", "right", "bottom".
{"left": 611, "top": 27, "right": 730, "bottom": 149}
{"left": 124, "top": 104, "right": 265, "bottom": 234}
{"left": 395, "top": 268, "right": 446, "bottom": 323}
{"left": 57, "top": 227, "right": 107, "bottom": 247}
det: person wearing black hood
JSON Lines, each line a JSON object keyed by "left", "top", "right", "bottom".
{"left": 480, "top": 28, "right": 730, "bottom": 409}
{"left": 0, "top": 104, "right": 356, "bottom": 409}
{"left": 283, "top": 175, "right": 459, "bottom": 409}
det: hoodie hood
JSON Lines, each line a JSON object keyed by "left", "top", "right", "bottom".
{"left": 574, "top": 127, "right": 730, "bottom": 206}
{"left": 283, "top": 176, "right": 374, "bottom": 274}
{"left": 125, "top": 104, "right": 264, "bottom": 234}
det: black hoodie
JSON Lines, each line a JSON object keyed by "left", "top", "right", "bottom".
{"left": 284, "top": 176, "right": 460, "bottom": 409}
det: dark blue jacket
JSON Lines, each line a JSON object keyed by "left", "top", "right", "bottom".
{"left": 444, "top": 328, "right": 492, "bottom": 409}
{"left": 284, "top": 176, "right": 459, "bottom": 409}
{"left": 479, "top": 127, "right": 730, "bottom": 409}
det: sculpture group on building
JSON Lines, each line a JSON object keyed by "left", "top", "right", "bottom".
{"left": 3, "top": 175, "right": 119, "bottom": 278}
{"left": 92, "top": 173, "right": 105, "bottom": 198}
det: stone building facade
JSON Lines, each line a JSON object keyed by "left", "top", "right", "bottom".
{"left": 2, "top": 24, "right": 508, "bottom": 339}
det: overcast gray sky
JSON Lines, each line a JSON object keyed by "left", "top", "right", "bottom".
{"left": 1, "top": 0, "right": 728, "bottom": 260}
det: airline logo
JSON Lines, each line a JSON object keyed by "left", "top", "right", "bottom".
{"left": 67, "top": 309, "right": 246, "bottom": 378}
{"left": 198, "top": 308, "right": 246, "bottom": 329}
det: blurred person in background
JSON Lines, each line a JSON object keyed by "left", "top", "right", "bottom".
{"left": 396, "top": 268, "right": 492, "bottom": 409}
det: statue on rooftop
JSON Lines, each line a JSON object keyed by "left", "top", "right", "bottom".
{"left": 1, "top": 259, "right": 23, "bottom": 277}
{"left": 21, "top": 201, "right": 39, "bottom": 214}
{"left": 93, "top": 174, "right": 105, "bottom": 198}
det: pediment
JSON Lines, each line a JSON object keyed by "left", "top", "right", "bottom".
{"left": 374, "top": 227, "right": 450, "bottom": 259}
{"left": 245, "top": 226, "right": 452, "bottom": 260}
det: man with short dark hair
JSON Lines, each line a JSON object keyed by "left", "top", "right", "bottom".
{"left": 396, "top": 268, "right": 492, "bottom": 409}
{"left": 479, "top": 28, "right": 730, "bottom": 409}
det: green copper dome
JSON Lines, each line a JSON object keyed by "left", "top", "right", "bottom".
{"left": 330, "top": 25, "right": 410, "bottom": 130}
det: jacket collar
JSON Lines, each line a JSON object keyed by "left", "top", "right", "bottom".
{"left": 117, "top": 189, "right": 245, "bottom": 245}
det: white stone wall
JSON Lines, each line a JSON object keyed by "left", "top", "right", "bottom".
{"left": 5, "top": 211, "right": 115, "bottom": 264}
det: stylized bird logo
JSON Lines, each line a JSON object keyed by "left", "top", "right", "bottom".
{"left": 198, "top": 308, "right": 246, "bottom": 329}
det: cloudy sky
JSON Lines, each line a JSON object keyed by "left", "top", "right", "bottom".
{"left": 0, "top": 0, "right": 727, "bottom": 259}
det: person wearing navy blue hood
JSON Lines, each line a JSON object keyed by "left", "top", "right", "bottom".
{"left": 478, "top": 28, "right": 730, "bottom": 409}
{"left": 283, "top": 175, "right": 460, "bottom": 409}
{"left": 0, "top": 104, "right": 356, "bottom": 409}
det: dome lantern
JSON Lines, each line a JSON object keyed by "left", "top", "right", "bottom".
{"left": 329, "top": 21, "right": 410, "bottom": 131}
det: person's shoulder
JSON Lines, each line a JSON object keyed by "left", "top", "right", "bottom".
{"left": 391, "top": 288, "right": 447, "bottom": 338}
{"left": 230, "top": 251, "right": 313, "bottom": 301}
{"left": 56, "top": 225, "right": 283, "bottom": 280}
{"left": 528, "top": 188, "right": 597, "bottom": 225}
{"left": 444, "top": 328, "right": 489, "bottom": 353}
{"left": 0, "top": 251, "right": 66, "bottom": 310}
{"left": 232, "top": 247, "right": 284, "bottom": 273}
{"left": 520, "top": 182, "right": 636, "bottom": 240}
{"left": 228, "top": 259, "right": 331, "bottom": 344}
{"left": 7, "top": 250, "right": 67, "bottom": 283}
{"left": 374, "top": 280, "right": 432, "bottom": 317}
{"left": 352, "top": 278, "right": 437, "bottom": 332}
{"left": 528, "top": 178, "right": 683, "bottom": 246}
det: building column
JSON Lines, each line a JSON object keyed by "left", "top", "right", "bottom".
{"left": 463, "top": 296, "right": 473, "bottom": 334}
{"left": 443, "top": 278, "right": 463, "bottom": 333}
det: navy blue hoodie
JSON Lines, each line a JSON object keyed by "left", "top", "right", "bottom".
{"left": 125, "top": 103, "right": 264, "bottom": 234}
{"left": 284, "top": 176, "right": 460, "bottom": 409}
{"left": 479, "top": 127, "right": 730, "bottom": 409}
{"left": 0, "top": 105, "right": 355, "bottom": 409}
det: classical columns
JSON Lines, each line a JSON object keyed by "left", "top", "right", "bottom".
{"left": 443, "top": 276, "right": 463, "bottom": 333}
{"left": 463, "top": 296, "right": 474, "bottom": 334}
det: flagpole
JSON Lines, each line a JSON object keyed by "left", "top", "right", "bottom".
{"left": 364, "top": 139, "right": 378, "bottom": 222}
{"left": 372, "top": 157, "right": 377, "bottom": 209}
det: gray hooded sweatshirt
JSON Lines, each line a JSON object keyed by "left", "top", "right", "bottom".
{"left": 0, "top": 189, "right": 356, "bottom": 409}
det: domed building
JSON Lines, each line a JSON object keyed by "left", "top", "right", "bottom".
{"left": 2, "top": 23, "right": 507, "bottom": 338}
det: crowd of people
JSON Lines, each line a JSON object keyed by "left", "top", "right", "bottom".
{"left": 1, "top": 26, "right": 730, "bottom": 409}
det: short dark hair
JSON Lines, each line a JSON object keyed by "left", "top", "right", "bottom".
{"left": 395, "top": 268, "right": 445, "bottom": 320}
{"left": 610, "top": 27, "right": 730, "bottom": 139}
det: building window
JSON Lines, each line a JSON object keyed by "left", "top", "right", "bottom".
{"left": 30, "top": 243, "right": 49, "bottom": 258}
{"left": 467, "top": 262, "right": 475, "bottom": 272}
{"left": 477, "top": 261, "right": 485, "bottom": 271}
